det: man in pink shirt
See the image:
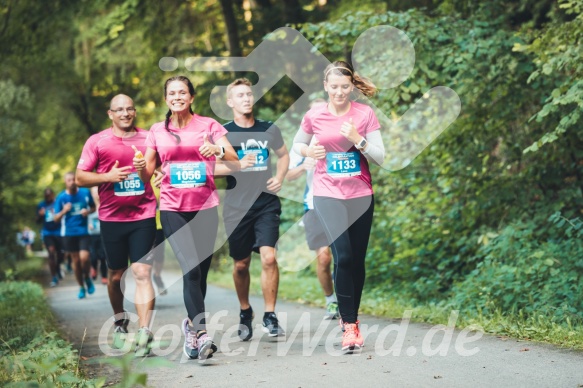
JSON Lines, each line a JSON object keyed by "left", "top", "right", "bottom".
{"left": 76, "top": 94, "right": 158, "bottom": 356}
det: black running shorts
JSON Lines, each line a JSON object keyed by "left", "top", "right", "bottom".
{"left": 43, "top": 235, "right": 63, "bottom": 251}
{"left": 100, "top": 218, "right": 156, "bottom": 270}
{"left": 63, "top": 235, "right": 91, "bottom": 252}
{"left": 224, "top": 196, "right": 281, "bottom": 260}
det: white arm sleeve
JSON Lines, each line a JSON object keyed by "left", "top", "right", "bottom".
{"left": 292, "top": 130, "right": 313, "bottom": 156}
{"left": 362, "top": 130, "right": 385, "bottom": 165}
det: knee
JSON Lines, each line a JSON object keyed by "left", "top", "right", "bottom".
{"left": 131, "top": 264, "right": 152, "bottom": 282}
{"left": 233, "top": 259, "right": 250, "bottom": 275}
{"left": 317, "top": 249, "right": 332, "bottom": 268}
{"left": 109, "top": 269, "right": 124, "bottom": 284}
{"left": 260, "top": 251, "right": 277, "bottom": 268}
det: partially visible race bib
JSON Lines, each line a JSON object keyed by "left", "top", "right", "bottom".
{"left": 114, "top": 173, "right": 145, "bottom": 196}
{"left": 70, "top": 202, "right": 84, "bottom": 216}
{"left": 238, "top": 149, "right": 269, "bottom": 172}
{"left": 45, "top": 208, "right": 55, "bottom": 223}
{"left": 326, "top": 152, "right": 361, "bottom": 177}
{"left": 88, "top": 213, "right": 100, "bottom": 235}
{"left": 169, "top": 162, "right": 207, "bottom": 188}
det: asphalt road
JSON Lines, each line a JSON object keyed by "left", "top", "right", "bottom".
{"left": 46, "top": 269, "right": 583, "bottom": 388}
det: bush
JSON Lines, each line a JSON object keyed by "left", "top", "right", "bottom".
{"left": 0, "top": 281, "right": 97, "bottom": 387}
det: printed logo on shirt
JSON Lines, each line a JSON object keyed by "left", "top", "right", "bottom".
{"left": 238, "top": 139, "right": 269, "bottom": 172}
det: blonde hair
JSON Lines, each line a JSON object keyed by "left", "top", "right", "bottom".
{"left": 323, "top": 61, "right": 377, "bottom": 98}
{"left": 226, "top": 78, "right": 253, "bottom": 98}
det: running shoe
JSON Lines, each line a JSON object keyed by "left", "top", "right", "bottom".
{"left": 354, "top": 321, "right": 364, "bottom": 348}
{"left": 262, "top": 312, "right": 285, "bottom": 337}
{"left": 182, "top": 318, "right": 199, "bottom": 359}
{"left": 78, "top": 287, "right": 86, "bottom": 299}
{"left": 153, "top": 275, "right": 167, "bottom": 296}
{"left": 50, "top": 276, "right": 58, "bottom": 288}
{"left": 341, "top": 321, "right": 363, "bottom": 351}
{"left": 239, "top": 307, "right": 254, "bottom": 341}
{"left": 101, "top": 277, "right": 108, "bottom": 285}
{"left": 325, "top": 301, "right": 339, "bottom": 320}
{"left": 134, "top": 327, "right": 153, "bottom": 357}
{"left": 196, "top": 331, "right": 217, "bottom": 362}
{"left": 66, "top": 263, "right": 73, "bottom": 274}
{"left": 90, "top": 267, "right": 97, "bottom": 280}
{"left": 112, "top": 318, "right": 129, "bottom": 350}
{"left": 86, "top": 278, "right": 95, "bottom": 295}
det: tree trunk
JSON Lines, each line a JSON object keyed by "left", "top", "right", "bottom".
{"left": 219, "top": 0, "right": 242, "bottom": 57}
{"left": 282, "top": 0, "right": 304, "bottom": 24}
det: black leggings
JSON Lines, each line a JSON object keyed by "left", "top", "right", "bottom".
{"left": 160, "top": 208, "right": 218, "bottom": 331}
{"left": 313, "top": 195, "right": 374, "bottom": 324}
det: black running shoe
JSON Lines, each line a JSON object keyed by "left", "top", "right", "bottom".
{"left": 238, "top": 307, "right": 254, "bottom": 341}
{"left": 262, "top": 312, "right": 285, "bottom": 337}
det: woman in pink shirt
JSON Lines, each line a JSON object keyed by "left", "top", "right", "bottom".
{"left": 293, "top": 61, "right": 385, "bottom": 352}
{"left": 134, "top": 76, "right": 238, "bottom": 362}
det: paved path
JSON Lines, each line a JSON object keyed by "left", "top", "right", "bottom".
{"left": 47, "top": 270, "right": 583, "bottom": 387}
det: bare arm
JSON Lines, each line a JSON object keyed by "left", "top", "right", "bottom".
{"left": 210, "top": 136, "right": 242, "bottom": 177}
{"left": 76, "top": 162, "right": 132, "bottom": 188}
{"left": 266, "top": 144, "right": 290, "bottom": 193}
{"left": 286, "top": 164, "right": 305, "bottom": 181}
{"left": 53, "top": 202, "right": 71, "bottom": 223}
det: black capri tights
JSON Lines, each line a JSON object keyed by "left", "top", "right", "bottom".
{"left": 160, "top": 207, "right": 218, "bottom": 331}
{"left": 313, "top": 195, "right": 374, "bottom": 324}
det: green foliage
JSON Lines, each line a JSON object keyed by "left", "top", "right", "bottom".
{"left": 521, "top": 0, "right": 583, "bottom": 153}
{"left": 1, "top": 332, "right": 101, "bottom": 387}
{"left": 0, "top": 282, "right": 54, "bottom": 349}
{"left": 96, "top": 353, "right": 173, "bottom": 388}
{"left": 0, "top": 282, "right": 98, "bottom": 387}
{"left": 446, "top": 220, "right": 583, "bottom": 318}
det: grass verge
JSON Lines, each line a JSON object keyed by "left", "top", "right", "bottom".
{"left": 0, "top": 256, "right": 102, "bottom": 387}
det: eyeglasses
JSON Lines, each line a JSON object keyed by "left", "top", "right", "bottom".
{"left": 110, "top": 107, "right": 136, "bottom": 114}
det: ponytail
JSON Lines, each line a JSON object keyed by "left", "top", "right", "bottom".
{"left": 352, "top": 73, "right": 377, "bottom": 98}
{"left": 164, "top": 109, "right": 181, "bottom": 144}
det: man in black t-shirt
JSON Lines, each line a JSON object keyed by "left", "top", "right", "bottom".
{"left": 216, "top": 78, "right": 289, "bottom": 341}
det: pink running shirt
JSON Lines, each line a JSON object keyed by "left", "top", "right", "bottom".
{"left": 146, "top": 114, "right": 228, "bottom": 212}
{"left": 78, "top": 128, "right": 157, "bottom": 222}
{"left": 300, "top": 101, "right": 380, "bottom": 200}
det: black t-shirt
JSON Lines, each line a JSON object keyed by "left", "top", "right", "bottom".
{"left": 223, "top": 119, "right": 285, "bottom": 210}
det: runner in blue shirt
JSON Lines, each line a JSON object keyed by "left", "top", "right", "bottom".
{"left": 37, "top": 188, "right": 64, "bottom": 287}
{"left": 54, "top": 172, "right": 96, "bottom": 299}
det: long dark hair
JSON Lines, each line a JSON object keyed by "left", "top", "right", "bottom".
{"left": 163, "top": 76, "right": 196, "bottom": 144}
{"left": 323, "top": 60, "right": 377, "bottom": 98}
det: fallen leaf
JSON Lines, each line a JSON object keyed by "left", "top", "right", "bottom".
{"left": 367, "top": 355, "right": 372, "bottom": 360}
{"left": 434, "top": 375, "right": 442, "bottom": 379}
{"left": 519, "top": 348, "right": 530, "bottom": 352}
